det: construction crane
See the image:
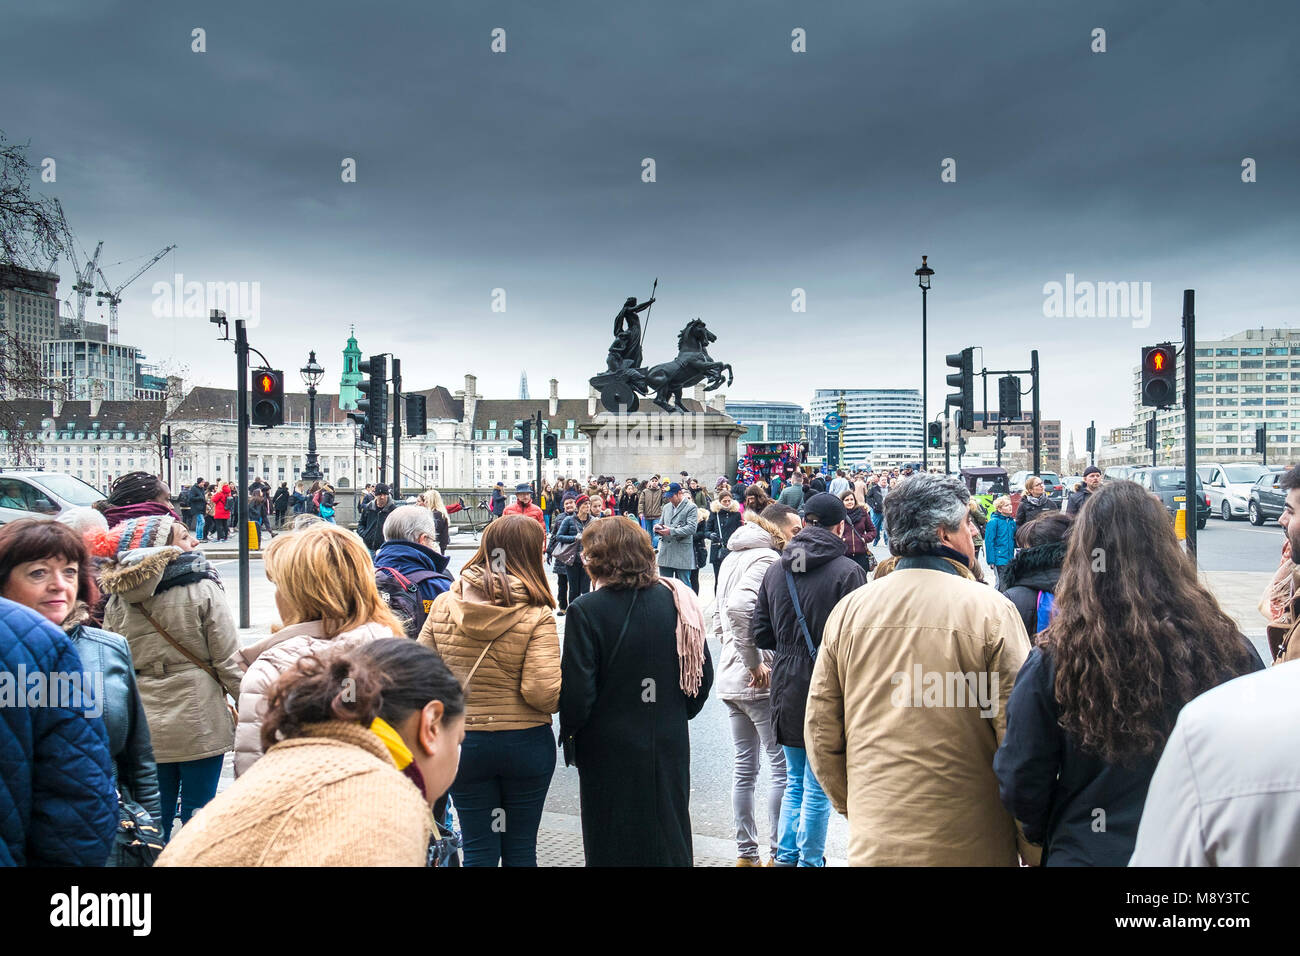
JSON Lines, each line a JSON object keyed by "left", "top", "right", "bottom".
{"left": 97, "top": 245, "right": 176, "bottom": 343}
{"left": 52, "top": 199, "right": 102, "bottom": 326}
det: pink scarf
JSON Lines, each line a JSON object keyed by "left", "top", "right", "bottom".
{"left": 658, "top": 576, "right": 706, "bottom": 697}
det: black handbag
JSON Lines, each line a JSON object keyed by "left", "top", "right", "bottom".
{"left": 110, "top": 790, "right": 165, "bottom": 867}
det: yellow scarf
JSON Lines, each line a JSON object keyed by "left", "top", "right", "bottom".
{"left": 370, "top": 716, "right": 413, "bottom": 770}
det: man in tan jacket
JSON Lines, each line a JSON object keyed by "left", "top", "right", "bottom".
{"left": 805, "top": 473, "right": 1033, "bottom": 866}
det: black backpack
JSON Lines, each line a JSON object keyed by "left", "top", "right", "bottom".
{"left": 376, "top": 566, "right": 444, "bottom": 639}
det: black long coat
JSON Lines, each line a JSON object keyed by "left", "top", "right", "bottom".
{"left": 559, "top": 583, "right": 713, "bottom": 866}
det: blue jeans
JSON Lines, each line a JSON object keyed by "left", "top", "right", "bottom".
{"left": 193, "top": 513, "right": 205, "bottom": 539}
{"left": 660, "top": 566, "right": 692, "bottom": 585}
{"left": 871, "top": 510, "right": 886, "bottom": 547}
{"left": 776, "top": 746, "right": 831, "bottom": 867}
{"left": 449, "top": 724, "right": 556, "bottom": 867}
{"left": 156, "top": 754, "right": 225, "bottom": 841}
{"left": 641, "top": 515, "right": 660, "bottom": 549}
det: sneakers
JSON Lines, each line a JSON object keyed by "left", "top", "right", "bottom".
{"left": 736, "top": 857, "right": 760, "bottom": 867}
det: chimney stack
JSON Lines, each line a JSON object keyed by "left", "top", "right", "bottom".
{"left": 549, "top": 378, "right": 559, "bottom": 417}
{"left": 588, "top": 385, "right": 598, "bottom": 418}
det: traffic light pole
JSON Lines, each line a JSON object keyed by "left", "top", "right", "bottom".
{"left": 1183, "top": 290, "right": 1197, "bottom": 562}
{"left": 391, "top": 358, "right": 401, "bottom": 496}
{"left": 235, "top": 319, "right": 250, "bottom": 629}
{"left": 535, "top": 411, "right": 544, "bottom": 504}
{"left": 165, "top": 426, "right": 173, "bottom": 489}
{"left": 1031, "top": 350, "right": 1041, "bottom": 476}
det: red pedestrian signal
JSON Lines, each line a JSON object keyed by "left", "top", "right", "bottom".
{"left": 250, "top": 368, "right": 284, "bottom": 428}
{"left": 1141, "top": 344, "right": 1176, "bottom": 408}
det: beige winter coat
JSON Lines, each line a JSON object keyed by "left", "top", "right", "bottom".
{"left": 805, "top": 562, "right": 1033, "bottom": 866}
{"left": 417, "top": 566, "right": 560, "bottom": 731}
{"left": 231, "top": 618, "right": 399, "bottom": 777}
{"left": 100, "top": 547, "right": 243, "bottom": 763}
{"left": 156, "top": 721, "right": 432, "bottom": 866}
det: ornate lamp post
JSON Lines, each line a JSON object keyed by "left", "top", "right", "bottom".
{"left": 914, "top": 255, "right": 935, "bottom": 470}
{"left": 300, "top": 351, "right": 324, "bottom": 481}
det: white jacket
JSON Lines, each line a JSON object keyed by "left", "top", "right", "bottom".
{"left": 709, "top": 519, "right": 779, "bottom": 701}
{"left": 1130, "top": 661, "right": 1300, "bottom": 866}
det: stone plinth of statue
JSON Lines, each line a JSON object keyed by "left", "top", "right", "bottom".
{"left": 580, "top": 407, "right": 746, "bottom": 482}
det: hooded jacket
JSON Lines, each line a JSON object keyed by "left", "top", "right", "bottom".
{"left": 752, "top": 526, "right": 867, "bottom": 748}
{"left": 232, "top": 618, "right": 398, "bottom": 777}
{"left": 984, "top": 512, "right": 1017, "bottom": 566}
{"left": 373, "top": 538, "right": 453, "bottom": 613}
{"left": 638, "top": 484, "right": 663, "bottom": 519}
{"left": 418, "top": 566, "right": 561, "bottom": 731}
{"left": 357, "top": 499, "right": 399, "bottom": 551}
{"left": 998, "top": 540, "right": 1066, "bottom": 638}
{"left": 710, "top": 518, "right": 780, "bottom": 700}
{"left": 100, "top": 547, "right": 243, "bottom": 763}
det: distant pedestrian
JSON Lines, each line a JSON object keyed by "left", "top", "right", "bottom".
{"left": 654, "top": 483, "right": 697, "bottom": 585}
{"left": 503, "top": 482, "right": 545, "bottom": 529}
{"left": 984, "top": 496, "right": 1017, "bottom": 586}
{"left": 707, "top": 488, "right": 744, "bottom": 580}
{"left": 998, "top": 512, "right": 1073, "bottom": 640}
{"left": 1066, "top": 466, "right": 1102, "bottom": 514}
{"left": 357, "top": 483, "right": 398, "bottom": 552}
{"left": 1016, "top": 475, "right": 1054, "bottom": 529}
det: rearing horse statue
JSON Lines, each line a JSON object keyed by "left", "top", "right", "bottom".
{"left": 642, "top": 319, "right": 734, "bottom": 413}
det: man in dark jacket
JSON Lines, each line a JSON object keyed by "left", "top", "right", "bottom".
{"left": 753, "top": 495, "right": 866, "bottom": 866}
{"left": 1066, "top": 466, "right": 1102, "bottom": 515}
{"left": 357, "top": 483, "right": 399, "bottom": 553}
{"left": 489, "top": 482, "right": 507, "bottom": 521}
{"left": 373, "top": 506, "right": 453, "bottom": 638}
{"left": 188, "top": 479, "right": 208, "bottom": 537}
{"left": 0, "top": 598, "right": 118, "bottom": 866}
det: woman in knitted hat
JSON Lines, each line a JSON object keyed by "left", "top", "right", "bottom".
{"left": 93, "top": 513, "right": 243, "bottom": 840}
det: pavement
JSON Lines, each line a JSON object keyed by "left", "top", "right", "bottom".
{"left": 190, "top": 514, "right": 1282, "bottom": 866}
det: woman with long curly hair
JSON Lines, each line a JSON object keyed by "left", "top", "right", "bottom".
{"left": 994, "top": 480, "right": 1263, "bottom": 866}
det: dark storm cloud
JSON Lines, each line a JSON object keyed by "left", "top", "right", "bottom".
{"left": 3, "top": 0, "right": 1296, "bottom": 447}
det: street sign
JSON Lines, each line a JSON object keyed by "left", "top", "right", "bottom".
{"left": 823, "top": 413, "right": 842, "bottom": 432}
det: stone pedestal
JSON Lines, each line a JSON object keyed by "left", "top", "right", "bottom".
{"left": 580, "top": 410, "right": 746, "bottom": 482}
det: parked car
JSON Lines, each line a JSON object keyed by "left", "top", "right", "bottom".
{"left": 1062, "top": 476, "right": 1084, "bottom": 495}
{"left": 1249, "top": 472, "right": 1286, "bottom": 525}
{"left": 1129, "top": 467, "right": 1209, "bottom": 530}
{"left": 1008, "top": 470, "right": 1065, "bottom": 504}
{"left": 1197, "top": 462, "right": 1271, "bottom": 522}
{"left": 1103, "top": 465, "right": 1135, "bottom": 482}
{"left": 0, "top": 471, "right": 106, "bottom": 525}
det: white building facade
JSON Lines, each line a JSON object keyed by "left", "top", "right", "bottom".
{"left": 810, "top": 388, "right": 924, "bottom": 467}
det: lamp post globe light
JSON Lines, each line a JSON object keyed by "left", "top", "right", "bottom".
{"left": 914, "top": 255, "right": 935, "bottom": 470}
{"left": 301, "top": 350, "right": 325, "bottom": 481}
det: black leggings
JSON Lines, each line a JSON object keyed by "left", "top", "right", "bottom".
{"left": 214, "top": 517, "right": 229, "bottom": 540}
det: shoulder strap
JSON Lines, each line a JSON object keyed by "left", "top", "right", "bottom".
{"left": 377, "top": 566, "right": 415, "bottom": 592}
{"left": 464, "top": 634, "right": 504, "bottom": 690}
{"left": 132, "top": 602, "right": 223, "bottom": 687}
{"left": 601, "top": 589, "right": 640, "bottom": 673}
{"left": 784, "top": 569, "right": 818, "bottom": 660}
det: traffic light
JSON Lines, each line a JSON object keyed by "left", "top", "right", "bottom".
{"left": 161, "top": 431, "right": 172, "bottom": 459}
{"left": 250, "top": 368, "right": 284, "bottom": 428}
{"left": 1086, "top": 425, "right": 1096, "bottom": 453}
{"left": 543, "top": 431, "right": 558, "bottom": 460}
{"left": 404, "top": 394, "right": 427, "bottom": 436}
{"left": 998, "top": 375, "right": 1021, "bottom": 420}
{"left": 927, "top": 422, "right": 942, "bottom": 448}
{"left": 1145, "top": 417, "right": 1157, "bottom": 450}
{"left": 1141, "top": 344, "right": 1176, "bottom": 407}
{"left": 945, "top": 348, "right": 974, "bottom": 430}
{"left": 508, "top": 419, "right": 532, "bottom": 458}
{"left": 996, "top": 430, "right": 1006, "bottom": 451}
{"left": 1255, "top": 425, "right": 1266, "bottom": 455}
{"left": 349, "top": 355, "right": 388, "bottom": 438}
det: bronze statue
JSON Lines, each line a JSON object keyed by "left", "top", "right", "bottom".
{"left": 590, "top": 289, "right": 733, "bottom": 413}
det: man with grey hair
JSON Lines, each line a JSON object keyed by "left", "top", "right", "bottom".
{"left": 373, "top": 504, "right": 453, "bottom": 639}
{"left": 804, "top": 472, "right": 1032, "bottom": 866}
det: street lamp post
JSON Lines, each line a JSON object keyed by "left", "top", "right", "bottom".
{"left": 301, "top": 351, "right": 324, "bottom": 481}
{"left": 914, "top": 255, "right": 934, "bottom": 470}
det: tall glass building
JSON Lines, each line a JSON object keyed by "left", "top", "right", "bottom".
{"left": 810, "top": 389, "right": 923, "bottom": 467}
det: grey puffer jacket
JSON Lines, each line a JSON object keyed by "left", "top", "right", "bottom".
{"left": 710, "top": 518, "right": 780, "bottom": 701}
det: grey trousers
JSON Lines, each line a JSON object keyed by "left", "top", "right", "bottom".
{"left": 725, "top": 697, "right": 788, "bottom": 860}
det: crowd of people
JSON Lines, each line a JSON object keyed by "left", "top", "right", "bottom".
{"left": 3, "top": 460, "right": 1298, "bottom": 868}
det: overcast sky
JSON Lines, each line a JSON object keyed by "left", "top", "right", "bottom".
{"left": 5, "top": 0, "right": 1297, "bottom": 451}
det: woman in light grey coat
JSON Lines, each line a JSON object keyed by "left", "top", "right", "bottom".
{"left": 709, "top": 512, "right": 789, "bottom": 866}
